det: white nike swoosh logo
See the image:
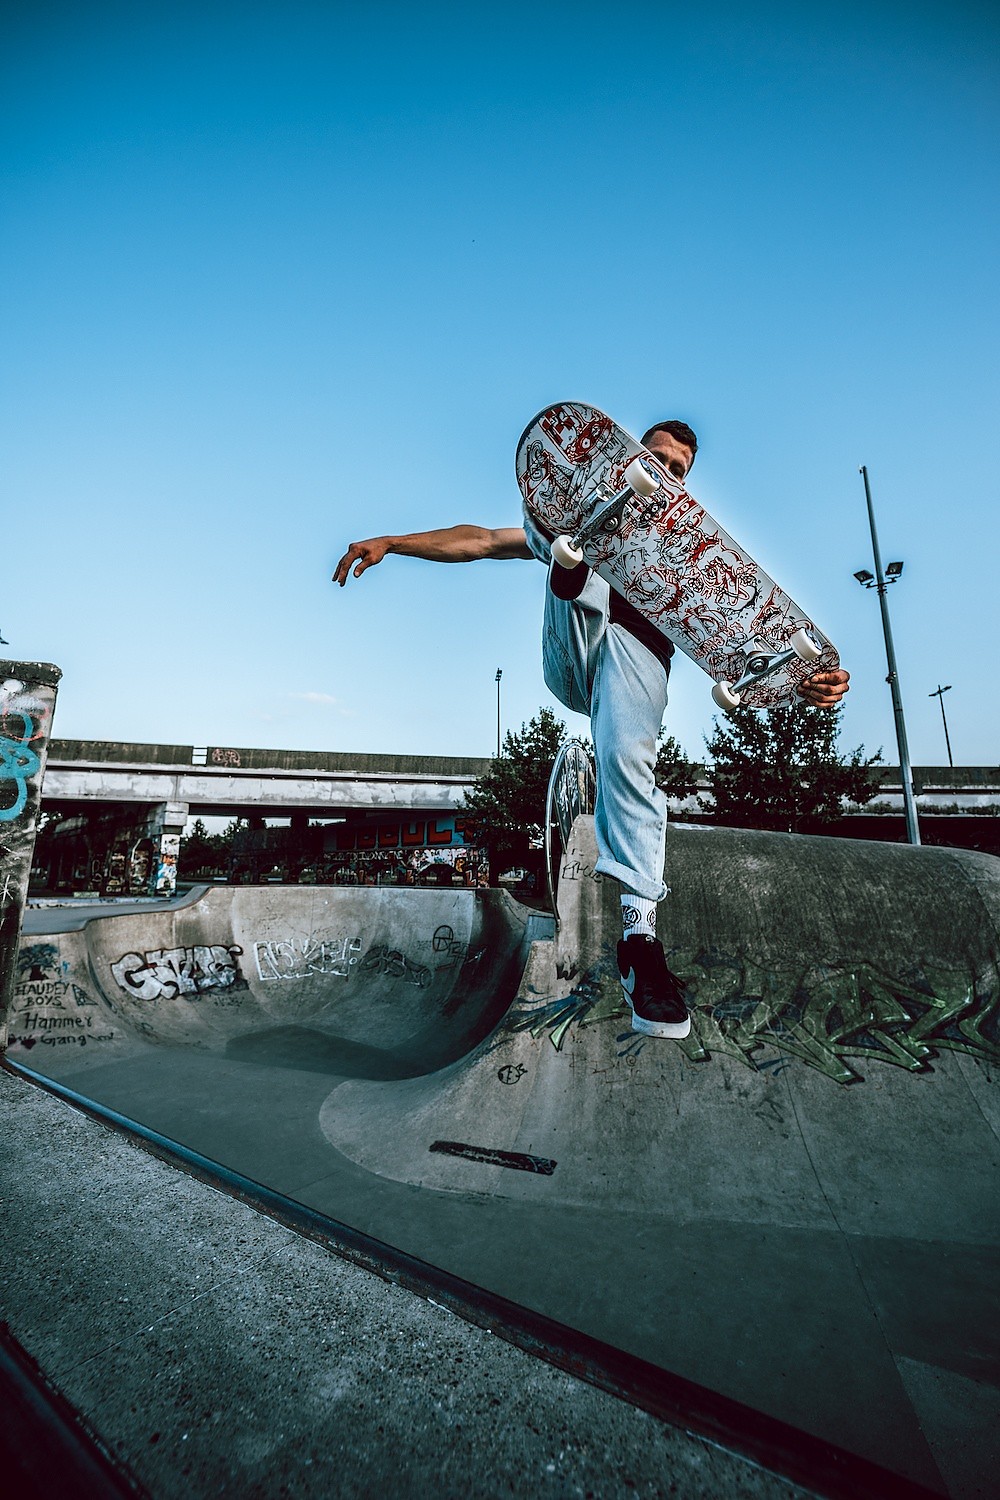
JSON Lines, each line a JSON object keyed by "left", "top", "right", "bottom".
{"left": 621, "top": 967, "right": 637, "bottom": 997}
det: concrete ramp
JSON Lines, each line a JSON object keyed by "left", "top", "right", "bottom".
{"left": 315, "top": 820, "right": 1000, "bottom": 1497}
{"left": 322, "top": 819, "right": 1000, "bottom": 1200}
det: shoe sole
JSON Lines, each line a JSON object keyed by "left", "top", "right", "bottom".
{"left": 622, "top": 989, "right": 692, "bottom": 1039}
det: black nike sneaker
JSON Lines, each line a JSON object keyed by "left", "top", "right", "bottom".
{"left": 617, "top": 935, "right": 691, "bottom": 1038}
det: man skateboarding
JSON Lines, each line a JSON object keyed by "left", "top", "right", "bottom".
{"left": 333, "top": 418, "right": 849, "bottom": 1041}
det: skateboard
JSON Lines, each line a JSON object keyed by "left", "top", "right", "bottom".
{"left": 516, "top": 402, "right": 839, "bottom": 709}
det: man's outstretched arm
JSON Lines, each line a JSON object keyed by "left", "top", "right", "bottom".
{"left": 333, "top": 526, "right": 532, "bottom": 585}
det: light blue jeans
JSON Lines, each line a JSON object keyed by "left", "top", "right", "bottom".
{"left": 540, "top": 566, "right": 671, "bottom": 902}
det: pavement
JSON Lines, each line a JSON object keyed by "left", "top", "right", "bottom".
{"left": 3, "top": 822, "right": 1000, "bottom": 1497}
{"left": 3, "top": 1063, "right": 825, "bottom": 1500}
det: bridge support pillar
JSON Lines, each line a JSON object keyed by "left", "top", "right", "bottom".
{"left": 150, "top": 800, "right": 189, "bottom": 896}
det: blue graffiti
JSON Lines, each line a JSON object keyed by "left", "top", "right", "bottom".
{"left": 615, "top": 1029, "right": 646, "bottom": 1060}
{"left": 0, "top": 713, "right": 40, "bottom": 823}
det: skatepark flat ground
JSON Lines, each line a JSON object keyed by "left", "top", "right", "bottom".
{"left": 4, "top": 1065, "right": 827, "bottom": 1500}
{"left": 5, "top": 822, "right": 1000, "bottom": 1497}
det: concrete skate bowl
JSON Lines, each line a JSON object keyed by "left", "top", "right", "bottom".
{"left": 7, "top": 885, "right": 540, "bottom": 1079}
{"left": 8, "top": 825, "right": 1000, "bottom": 1494}
{"left": 318, "top": 820, "right": 1000, "bottom": 1496}
{"left": 323, "top": 818, "right": 1000, "bottom": 1192}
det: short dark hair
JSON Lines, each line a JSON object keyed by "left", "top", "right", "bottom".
{"left": 641, "top": 419, "right": 698, "bottom": 467}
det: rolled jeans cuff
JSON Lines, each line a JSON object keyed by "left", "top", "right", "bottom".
{"left": 592, "top": 854, "right": 669, "bottom": 904}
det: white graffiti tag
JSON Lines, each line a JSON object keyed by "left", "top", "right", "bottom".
{"left": 253, "top": 935, "right": 363, "bottom": 982}
{"left": 110, "top": 945, "right": 244, "bottom": 1001}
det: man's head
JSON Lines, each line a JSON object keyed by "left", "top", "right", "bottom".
{"left": 640, "top": 419, "right": 698, "bottom": 482}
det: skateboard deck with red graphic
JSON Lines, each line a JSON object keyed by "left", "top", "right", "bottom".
{"left": 516, "top": 402, "right": 839, "bottom": 709}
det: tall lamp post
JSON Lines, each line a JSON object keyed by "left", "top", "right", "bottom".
{"left": 929, "top": 684, "right": 954, "bottom": 768}
{"left": 854, "top": 464, "right": 921, "bottom": 846}
{"left": 495, "top": 668, "right": 503, "bottom": 757}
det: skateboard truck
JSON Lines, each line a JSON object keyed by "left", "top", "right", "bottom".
{"left": 712, "top": 629, "right": 823, "bottom": 710}
{"left": 551, "top": 457, "right": 661, "bottom": 569}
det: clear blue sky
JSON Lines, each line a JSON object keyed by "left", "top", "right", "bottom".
{"left": 4, "top": 1, "right": 997, "bottom": 769}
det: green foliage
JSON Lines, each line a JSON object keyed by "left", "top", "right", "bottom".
{"left": 180, "top": 818, "right": 218, "bottom": 875}
{"left": 180, "top": 817, "right": 243, "bottom": 876}
{"left": 654, "top": 732, "right": 701, "bottom": 799}
{"left": 462, "top": 707, "right": 566, "bottom": 873}
{"left": 702, "top": 701, "right": 883, "bottom": 833}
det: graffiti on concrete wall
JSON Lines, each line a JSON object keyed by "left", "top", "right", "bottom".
{"left": 110, "top": 944, "right": 247, "bottom": 1002}
{"left": 360, "top": 943, "right": 431, "bottom": 989}
{"left": 253, "top": 935, "right": 363, "bottom": 982}
{"left": 1, "top": 666, "right": 61, "bottom": 1049}
{"left": 506, "top": 970, "right": 611, "bottom": 1054}
{"left": 12, "top": 921, "right": 469, "bottom": 1047}
{"left": 155, "top": 833, "right": 180, "bottom": 897}
{"left": 503, "top": 948, "right": 1000, "bottom": 1085}
{"left": 559, "top": 856, "right": 602, "bottom": 885}
{"left": 101, "top": 925, "right": 462, "bottom": 998}
{"left": 332, "top": 815, "right": 475, "bottom": 852}
{"left": 252, "top": 928, "right": 468, "bottom": 988}
{"left": 0, "top": 711, "right": 40, "bottom": 825}
{"left": 129, "top": 839, "right": 154, "bottom": 897}
{"left": 252, "top": 935, "right": 437, "bottom": 987}
{"left": 431, "top": 924, "right": 470, "bottom": 972}
{"left": 670, "top": 949, "right": 1000, "bottom": 1084}
{"left": 7, "top": 943, "right": 114, "bottom": 1051}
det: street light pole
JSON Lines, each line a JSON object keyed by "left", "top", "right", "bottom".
{"left": 929, "top": 684, "right": 954, "bottom": 768}
{"left": 855, "top": 465, "right": 921, "bottom": 846}
{"left": 495, "top": 668, "right": 502, "bottom": 757}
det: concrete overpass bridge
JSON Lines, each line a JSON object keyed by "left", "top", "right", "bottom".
{"left": 36, "top": 741, "right": 493, "bottom": 896}
{"left": 40, "top": 739, "right": 492, "bottom": 820}
{"left": 41, "top": 740, "right": 1000, "bottom": 823}
{"left": 34, "top": 740, "right": 1000, "bottom": 898}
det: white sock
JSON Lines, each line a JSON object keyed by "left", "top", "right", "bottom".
{"left": 621, "top": 894, "right": 657, "bottom": 940}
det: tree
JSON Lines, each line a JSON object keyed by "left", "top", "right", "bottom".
{"left": 180, "top": 817, "right": 244, "bottom": 878}
{"left": 179, "top": 818, "right": 221, "bottom": 877}
{"left": 654, "top": 731, "right": 701, "bottom": 801}
{"left": 462, "top": 707, "right": 566, "bottom": 876}
{"left": 702, "top": 701, "right": 883, "bottom": 833}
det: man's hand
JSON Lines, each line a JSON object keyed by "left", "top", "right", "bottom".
{"left": 333, "top": 537, "right": 393, "bottom": 586}
{"left": 798, "top": 668, "right": 850, "bottom": 708}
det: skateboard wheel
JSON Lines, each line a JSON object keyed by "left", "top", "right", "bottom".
{"left": 712, "top": 681, "right": 743, "bottom": 711}
{"left": 551, "top": 535, "right": 584, "bottom": 569}
{"left": 788, "top": 627, "right": 822, "bottom": 663}
{"left": 624, "top": 457, "right": 658, "bottom": 497}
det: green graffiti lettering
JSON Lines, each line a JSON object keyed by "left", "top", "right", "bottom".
{"left": 502, "top": 948, "right": 1000, "bottom": 1085}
